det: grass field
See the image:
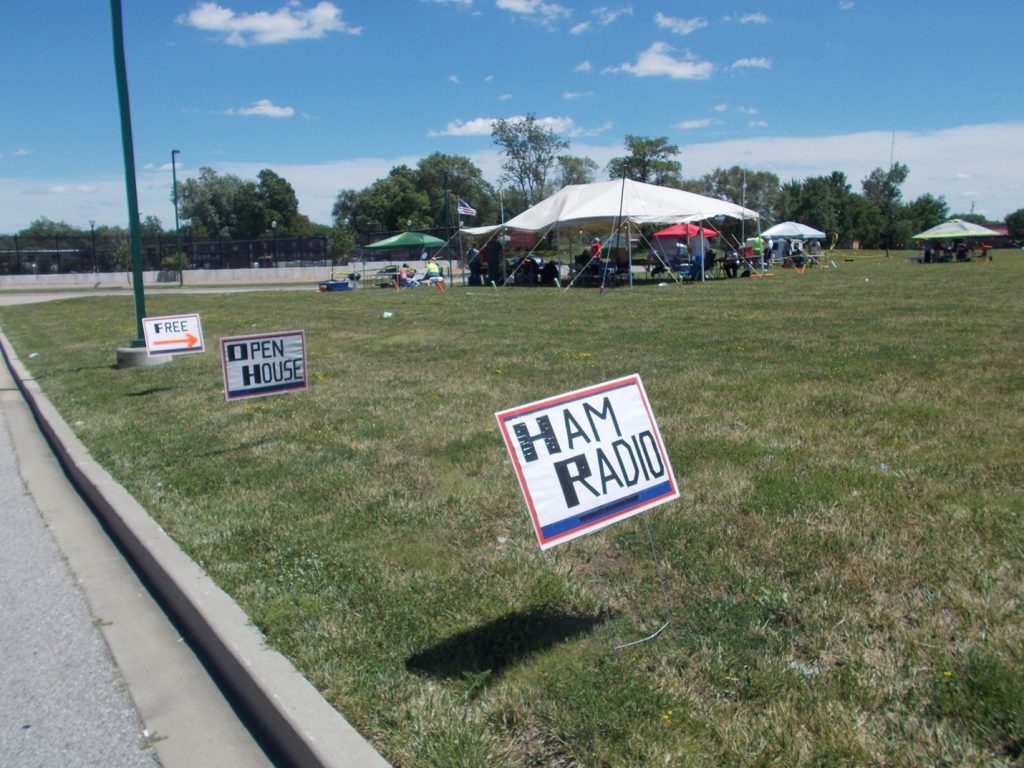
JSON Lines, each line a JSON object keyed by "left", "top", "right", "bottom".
{"left": 2, "top": 252, "right": 1022, "bottom": 767}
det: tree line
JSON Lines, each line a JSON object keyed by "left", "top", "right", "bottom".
{"left": 9, "top": 118, "right": 1023, "bottom": 261}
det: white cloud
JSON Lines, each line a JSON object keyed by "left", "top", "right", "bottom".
{"left": 448, "top": 74, "right": 462, "bottom": 84}
{"left": 563, "top": 90, "right": 594, "bottom": 100}
{"left": 495, "top": 0, "right": 571, "bottom": 25}
{"left": 224, "top": 99, "right": 295, "bottom": 117}
{"left": 178, "top": 1, "right": 360, "bottom": 46}
{"left": 614, "top": 42, "right": 713, "bottom": 80}
{"left": 570, "top": 21, "right": 589, "bottom": 34}
{"left": 498, "top": 93, "right": 513, "bottom": 101}
{"left": 675, "top": 119, "right": 714, "bottom": 130}
{"left": 731, "top": 57, "right": 771, "bottom": 70}
{"left": 14, "top": 148, "right": 33, "bottom": 157}
{"left": 713, "top": 104, "right": 729, "bottom": 112}
{"left": 429, "top": 117, "right": 496, "bottom": 137}
{"left": 24, "top": 184, "right": 98, "bottom": 196}
{"left": 839, "top": 1, "right": 854, "bottom": 10}
{"left": 748, "top": 120, "right": 768, "bottom": 127}
{"left": 595, "top": 6, "right": 633, "bottom": 26}
{"left": 575, "top": 60, "right": 593, "bottom": 72}
{"left": 740, "top": 13, "right": 769, "bottom": 24}
{"left": 535, "top": 115, "right": 577, "bottom": 134}
{"left": 430, "top": 113, "right": 605, "bottom": 139}
{"left": 654, "top": 12, "right": 707, "bottom": 36}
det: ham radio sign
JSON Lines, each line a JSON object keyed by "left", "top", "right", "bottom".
{"left": 220, "top": 330, "right": 307, "bottom": 401}
{"left": 496, "top": 374, "right": 679, "bottom": 550}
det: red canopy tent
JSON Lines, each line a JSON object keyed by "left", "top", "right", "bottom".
{"left": 651, "top": 222, "right": 719, "bottom": 262}
{"left": 653, "top": 222, "right": 719, "bottom": 238}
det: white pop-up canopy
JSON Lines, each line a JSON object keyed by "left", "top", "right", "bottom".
{"left": 760, "top": 221, "right": 826, "bottom": 239}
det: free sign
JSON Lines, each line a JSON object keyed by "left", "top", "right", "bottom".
{"left": 496, "top": 374, "right": 679, "bottom": 550}
{"left": 220, "top": 330, "right": 307, "bottom": 401}
{"left": 142, "top": 314, "right": 204, "bottom": 357}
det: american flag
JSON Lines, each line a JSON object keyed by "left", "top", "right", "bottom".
{"left": 457, "top": 198, "right": 476, "bottom": 217}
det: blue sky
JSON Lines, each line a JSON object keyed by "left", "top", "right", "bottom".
{"left": 2, "top": 0, "right": 1023, "bottom": 232}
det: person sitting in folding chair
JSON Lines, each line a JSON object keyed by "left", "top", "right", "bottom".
{"left": 422, "top": 256, "right": 445, "bottom": 289}
{"left": 398, "top": 264, "right": 417, "bottom": 288}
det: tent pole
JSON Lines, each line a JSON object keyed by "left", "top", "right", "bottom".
{"left": 627, "top": 220, "right": 633, "bottom": 288}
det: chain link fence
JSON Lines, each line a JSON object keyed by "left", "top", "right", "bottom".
{"left": 0, "top": 233, "right": 329, "bottom": 274}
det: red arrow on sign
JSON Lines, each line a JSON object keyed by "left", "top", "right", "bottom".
{"left": 153, "top": 333, "right": 199, "bottom": 348}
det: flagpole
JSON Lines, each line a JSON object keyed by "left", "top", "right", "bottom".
{"left": 443, "top": 171, "right": 453, "bottom": 283}
{"left": 741, "top": 168, "right": 746, "bottom": 244}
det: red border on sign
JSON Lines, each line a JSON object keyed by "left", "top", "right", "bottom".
{"left": 220, "top": 330, "right": 307, "bottom": 401}
{"left": 495, "top": 374, "right": 679, "bottom": 549}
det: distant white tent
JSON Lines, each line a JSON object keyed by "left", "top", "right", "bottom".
{"left": 760, "top": 221, "right": 826, "bottom": 239}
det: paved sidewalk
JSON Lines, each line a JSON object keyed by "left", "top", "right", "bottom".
{"left": 0, "top": 373, "right": 158, "bottom": 766}
{"left": 0, "top": 353, "right": 273, "bottom": 768}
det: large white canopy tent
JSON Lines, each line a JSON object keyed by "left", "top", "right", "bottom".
{"left": 461, "top": 178, "right": 760, "bottom": 286}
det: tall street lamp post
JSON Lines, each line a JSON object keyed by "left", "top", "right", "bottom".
{"left": 271, "top": 219, "right": 277, "bottom": 264}
{"left": 171, "top": 149, "right": 183, "bottom": 286}
{"left": 109, "top": 0, "right": 150, "bottom": 361}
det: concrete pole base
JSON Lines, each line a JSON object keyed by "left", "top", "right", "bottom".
{"left": 115, "top": 347, "right": 172, "bottom": 369}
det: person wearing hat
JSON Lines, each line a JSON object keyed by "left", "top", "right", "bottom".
{"left": 590, "top": 237, "right": 603, "bottom": 261}
{"left": 423, "top": 255, "right": 444, "bottom": 289}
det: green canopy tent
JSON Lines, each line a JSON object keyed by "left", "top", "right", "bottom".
{"left": 363, "top": 231, "right": 447, "bottom": 251}
{"left": 912, "top": 219, "right": 999, "bottom": 239}
{"left": 912, "top": 219, "right": 999, "bottom": 263}
{"left": 362, "top": 231, "right": 448, "bottom": 286}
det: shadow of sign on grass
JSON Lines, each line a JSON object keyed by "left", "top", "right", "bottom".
{"left": 406, "top": 607, "right": 606, "bottom": 681}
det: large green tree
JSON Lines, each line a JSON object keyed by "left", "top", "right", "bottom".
{"left": 179, "top": 167, "right": 246, "bottom": 237}
{"left": 861, "top": 163, "right": 909, "bottom": 254}
{"left": 1006, "top": 208, "right": 1024, "bottom": 241}
{"left": 18, "top": 217, "right": 82, "bottom": 240}
{"left": 256, "top": 169, "right": 301, "bottom": 234}
{"left": 491, "top": 114, "right": 569, "bottom": 208}
{"left": 415, "top": 153, "right": 496, "bottom": 227}
{"left": 554, "top": 155, "right": 599, "bottom": 188}
{"left": 685, "top": 166, "right": 781, "bottom": 222}
{"left": 904, "top": 194, "right": 949, "bottom": 238}
{"left": 773, "top": 171, "right": 853, "bottom": 240}
{"left": 333, "top": 154, "right": 496, "bottom": 235}
{"left": 178, "top": 166, "right": 304, "bottom": 238}
{"left": 332, "top": 165, "right": 431, "bottom": 234}
{"left": 607, "top": 135, "right": 682, "bottom": 187}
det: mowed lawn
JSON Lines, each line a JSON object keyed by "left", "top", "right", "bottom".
{"left": 2, "top": 253, "right": 1022, "bottom": 767}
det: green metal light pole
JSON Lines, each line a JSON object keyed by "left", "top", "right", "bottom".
{"left": 171, "top": 149, "right": 183, "bottom": 286}
{"left": 110, "top": 0, "right": 146, "bottom": 347}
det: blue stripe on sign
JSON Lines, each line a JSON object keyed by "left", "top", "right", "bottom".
{"left": 228, "top": 380, "right": 305, "bottom": 399}
{"left": 540, "top": 481, "right": 673, "bottom": 540}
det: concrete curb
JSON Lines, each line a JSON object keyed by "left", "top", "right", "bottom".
{"left": 0, "top": 333, "right": 390, "bottom": 768}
